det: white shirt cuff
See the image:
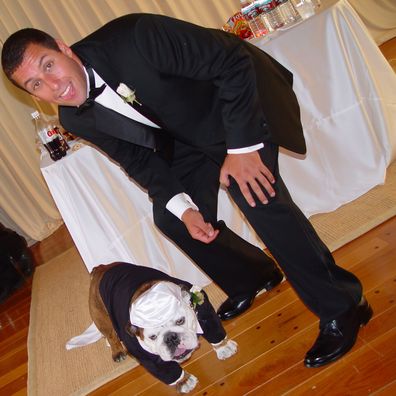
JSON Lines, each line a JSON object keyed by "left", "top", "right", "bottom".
{"left": 166, "top": 193, "right": 199, "bottom": 220}
{"left": 227, "top": 142, "right": 264, "bottom": 154}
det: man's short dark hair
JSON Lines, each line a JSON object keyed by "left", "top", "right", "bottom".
{"left": 1, "top": 28, "right": 60, "bottom": 83}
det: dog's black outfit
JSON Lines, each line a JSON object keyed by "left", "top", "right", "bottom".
{"left": 99, "top": 262, "right": 226, "bottom": 384}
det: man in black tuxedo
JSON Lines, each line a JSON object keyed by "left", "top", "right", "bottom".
{"left": 2, "top": 13, "right": 371, "bottom": 368}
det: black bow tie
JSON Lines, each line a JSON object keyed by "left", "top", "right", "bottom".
{"left": 76, "top": 67, "right": 106, "bottom": 115}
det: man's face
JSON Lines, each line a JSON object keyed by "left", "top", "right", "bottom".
{"left": 11, "top": 40, "right": 87, "bottom": 106}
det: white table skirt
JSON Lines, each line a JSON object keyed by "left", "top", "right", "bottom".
{"left": 41, "top": 0, "right": 396, "bottom": 286}
{"left": 253, "top": 0, "right": 396, "bottom": 216}
{"left": 41, "top": 143, "right": 211, "bottom": 285}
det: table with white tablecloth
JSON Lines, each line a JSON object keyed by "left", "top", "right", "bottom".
{"left": 41, "top": 0, "right": 396, "bottom": 287}
{"left": 41, "top": 142, "right": 212, "bottom": 286}
{"left": 254, "top": 0, "right": 396, "bottom": 217}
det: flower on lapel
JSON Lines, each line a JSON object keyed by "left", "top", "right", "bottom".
{"left": 116, "top": 83, "right": 141, "bottom": 106}
{"left": 189, "top": 285, "right": 205, "bottom": 309}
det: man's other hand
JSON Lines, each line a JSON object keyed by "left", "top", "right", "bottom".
{"left": 181, "top": 209, "right": 219, "bottom": 243}
{"left": 220, "top": 151, "right": 275, "bottom": 207}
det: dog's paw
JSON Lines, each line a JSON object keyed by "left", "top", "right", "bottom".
{"left": 175, "top": 371, "right": 198, "bottom": 393}
{"left": 112, "top": 350, "right": 127, "bottom": 362}
{"left": 212, "top": 339, "right": 238, "bottom": 360}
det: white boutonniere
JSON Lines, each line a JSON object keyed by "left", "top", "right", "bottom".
{"left": 189, "top": 286, "right": 205, "bottom": 309}
{"left": 116, "top": 83, "right": 141, "bottom": 106}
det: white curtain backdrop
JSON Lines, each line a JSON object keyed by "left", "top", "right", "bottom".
{"left": 0, "top": 0, "right": 394, "bottom": 242}
{"left": 344, "top": 0, "right": 396, "bottom": 45}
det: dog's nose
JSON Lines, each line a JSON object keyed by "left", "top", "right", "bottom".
{"left": 164, "top": 332, "right": 179, "bottom": 348}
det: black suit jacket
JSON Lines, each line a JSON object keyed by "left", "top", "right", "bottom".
{"left": 100, "top": 262, "right": 226, "bottom": 384}
{"left": 59, "top": 13, "right": 305, "bottom": 209}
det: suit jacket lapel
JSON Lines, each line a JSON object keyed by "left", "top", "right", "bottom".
{"left": 93, "top": 103, "right": 158, "bottom": 149}
{"left": 72, "top": 49, "right": 160, "bottom": 149}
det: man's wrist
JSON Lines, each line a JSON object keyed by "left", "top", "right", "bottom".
{"left": 227, "top": 142, "right": 264, "bottom": 154}
{"left": 181, "top": 207, "right": 197, "bottom": 222}
{"left": 166, "top": 193, "right": 198, "bottom": 220}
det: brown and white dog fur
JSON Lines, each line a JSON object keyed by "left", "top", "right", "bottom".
{"left": 89, "top": 263, "right": 237, "bottom": 393}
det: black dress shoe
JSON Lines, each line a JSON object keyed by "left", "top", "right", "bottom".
{"left": 217, "top": 267, "right": 284, "bottom": 320}
{"left": 304, "top": 297, "right": 373, "bottom": 368}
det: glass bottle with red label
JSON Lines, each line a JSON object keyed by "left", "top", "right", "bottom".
{"left": 31, "top": 111, "right": 68, "bottom": 161}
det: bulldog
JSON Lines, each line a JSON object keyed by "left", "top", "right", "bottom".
{"left": 89, "top": 262, "right": 237, "bottom": 393}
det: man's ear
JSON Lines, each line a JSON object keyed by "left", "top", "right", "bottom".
{"left": 55, "top": 39, "right": 83, "bottom": 66}
{"left": 55, "top": 39, "right": 73, "bottom": 57}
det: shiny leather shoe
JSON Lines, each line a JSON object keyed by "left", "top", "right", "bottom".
{"left": 217, "top": 267, "right": 284, "bottom": 320}
{"left": 304, "top": 297, "right": 373, "bottom": 368}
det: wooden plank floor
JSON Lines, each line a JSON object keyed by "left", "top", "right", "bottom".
{"left": 1, "top": 216, "right": 395, "bottom": 396}
{"left": 1, "top": 37, "right": 395, "bottom": 396}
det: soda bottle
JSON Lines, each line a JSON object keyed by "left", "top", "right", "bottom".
{"left": 48, "top": 115, "right": 70, "bottom": 153}
{"left": 240, "top": 0, "right": 268, "bottom": 38}
{"left": 291, "top": 0, "right": 316, "bottom": 20}
{"left": 31, "top": 111, "right": 67, "bottom": 161}
{"left": 255, "top": 0, "right": 284, "bottom": 31}
{"left": 275, "top": 0, "right": 301, "bottom": 26}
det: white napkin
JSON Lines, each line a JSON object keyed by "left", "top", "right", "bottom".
{"left": 65, "top": 322, "right": 104, "bottom": 350}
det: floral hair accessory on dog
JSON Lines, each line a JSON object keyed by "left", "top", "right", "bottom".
{"left": 189, "top": 286, "right": 205, "bottom": 309}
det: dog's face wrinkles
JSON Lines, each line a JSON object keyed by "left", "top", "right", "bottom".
{"left": 137, "top": 303, "right": 199, "bottom": 362}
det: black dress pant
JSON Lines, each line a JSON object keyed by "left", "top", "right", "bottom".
{"left": 227, "top": 142, "right": 362, "bottom": 322}
{"left": 153, "top": 141, "right": 279, "bottom": 298}
{"left": 153, "top": 141, "right": 362, "bottom": 322}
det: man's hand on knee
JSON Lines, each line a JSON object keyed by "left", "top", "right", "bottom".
{"left": 181, "top": 209, "right": 219, "bottom": 243}
{"left": 220, "top": 152, "right": 275, "bottom": 207}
